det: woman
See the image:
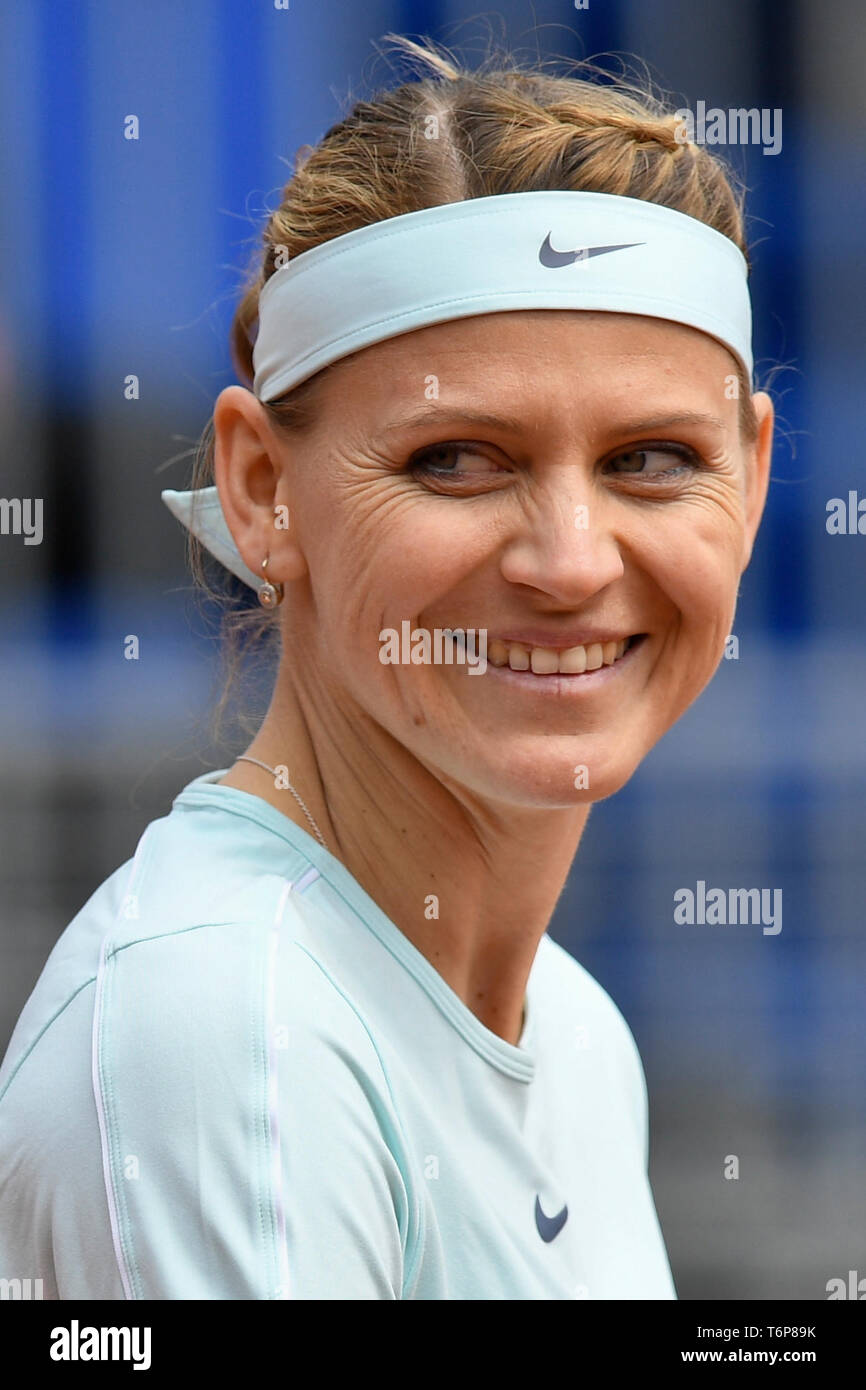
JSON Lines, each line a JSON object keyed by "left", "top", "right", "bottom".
{"left": 0, "top": 37, "right": 773, "bottom": 1299}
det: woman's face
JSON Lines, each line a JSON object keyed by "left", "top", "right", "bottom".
{"left": 220, "top": 310, "right": 773, "bottom": 808}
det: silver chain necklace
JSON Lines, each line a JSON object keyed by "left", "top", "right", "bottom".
{"left": 235, "top": 755, "right": 328, "bottom": 849}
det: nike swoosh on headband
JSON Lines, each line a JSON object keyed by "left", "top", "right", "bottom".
{"left": 538, "top": 234, "right": 644, "bottom": 268}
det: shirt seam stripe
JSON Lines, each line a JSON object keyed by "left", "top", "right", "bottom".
{"left": 267, "top": 880, "right": 293, "bottom": 1299}
{"left": 91, "top": 824, "right": 156, "bottom": 1300}
{"left": 292, "top": 940, "right": 425, "bottom": 1298}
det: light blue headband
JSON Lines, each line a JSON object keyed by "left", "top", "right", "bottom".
{"left": 162, "top": 190, "right": 753, "bottom": 591}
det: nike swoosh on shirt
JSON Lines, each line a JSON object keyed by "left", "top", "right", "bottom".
{"left": 538, "top": 234, "right": 644, "bottom": 268}
{"left": 535, "top": 1195, "right": 569, "bottom": 1242}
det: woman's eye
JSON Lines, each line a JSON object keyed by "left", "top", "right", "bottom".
{"left": 409, "top": 442, "right": 503, "bottom": 478}
{"left": 604, "top": 446, "right": 697, "bottom": 479}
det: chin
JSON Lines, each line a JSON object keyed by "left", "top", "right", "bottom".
{"left": 455, "top": 746, "right": 644, "bottom": 810}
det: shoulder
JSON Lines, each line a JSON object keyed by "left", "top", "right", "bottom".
{"left": 535, "top": 933, "right": 650, "bottom": 1154}
{"left": 0, "top": 871, "right": 417, "bottom": 1297}
{"left": 96, "top": 894, "right": 419, "bottom": 1297}
{"left": 1, "top": 799, "right": 394, "bottom": 1130}
{"left": 536, "top": 931, "right": 641, "bottom": 1042}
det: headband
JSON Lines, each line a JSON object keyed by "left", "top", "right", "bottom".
{"left": 162, "top": 190, "right": 752, "bottom": 591}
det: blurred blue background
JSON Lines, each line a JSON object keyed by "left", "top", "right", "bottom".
{"left": 1, "top": 0, "right": 864, "bottom": 1299}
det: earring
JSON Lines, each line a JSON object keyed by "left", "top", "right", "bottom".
{"left": 258, "top": 554, "right": 284, "bottom": 609}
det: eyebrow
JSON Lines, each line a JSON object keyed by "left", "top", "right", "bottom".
{"left": 380, "top": 407, "right": 729, "bottom": 436}
{"left": 381, "top": 408, "right": 528, "bottom": 436}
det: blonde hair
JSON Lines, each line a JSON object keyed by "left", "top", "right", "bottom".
{"left": 184, "top": 34, "right": 759, "bottom": 740}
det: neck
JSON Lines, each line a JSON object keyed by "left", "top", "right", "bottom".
{"left": 227, "top": 671, "right": 590, "bottom": 1047}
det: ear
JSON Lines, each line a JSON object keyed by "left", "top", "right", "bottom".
{"left": 212, "top": 386, "right": 308, "bottom": 584}
{"left": 739, "top": 391, "right": 774, "bottom": 572}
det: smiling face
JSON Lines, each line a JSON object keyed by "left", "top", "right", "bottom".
{"left": 223, "top": 310, "right": 773, "bottom": 809}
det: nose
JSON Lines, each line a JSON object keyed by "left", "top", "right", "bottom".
{"left": 497, "top": 486, "right": 625, "bottom": 606}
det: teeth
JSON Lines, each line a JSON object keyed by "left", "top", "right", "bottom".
{"left": 530, "top": 647, "right": 559, "bottom": 674}
{"left": 559, "top": 645, "right": 587, "bottom": 674}
{"left": 491, "top": 636, "right": 631, "bottom": 675}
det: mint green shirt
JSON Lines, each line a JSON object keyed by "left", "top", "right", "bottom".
{"left": 0, "top": 770, "right": 676, "bottom": 1300}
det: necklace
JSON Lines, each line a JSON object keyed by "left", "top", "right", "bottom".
{"left": 235, "top": 755, "right": 328, "bottom": 849}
